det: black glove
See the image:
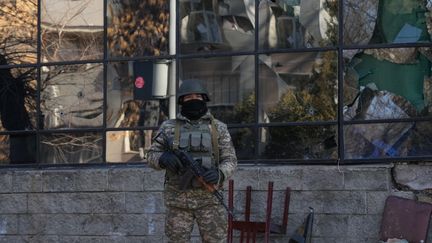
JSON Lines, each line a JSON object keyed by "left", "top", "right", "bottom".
{"left": 202, "top": 168, "right": 222, "bottom": 185}
{"left": 159, "top": 151, "right": 183, "bottom": 173}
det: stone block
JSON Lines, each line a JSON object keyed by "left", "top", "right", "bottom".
{"left": 228, "top": 167, "right": 261, "bottom": 190}
{"left": 313, "top": 214, "right": 349, "bottom": 238}
{"left": 74, "top": 169, "right": 108, "bottom": 192}
{"left": 108, "top": 168, "right": 144, "bottom": 191}
{"left": 394, "top": 163, "right": 432, "bottom": 190}
{"left": 18, "top": 214, "right": 48, "bottom": 235}
{"left": 312, "top": 237, "right": 379, "bottom": 243}
{"left": 258, "top": 166, "right": 303, "bottom": 190}
{"left": 0, "top": 194, "right": 27, "bottom": 214}
{"left": 125, "top": 192, "right": 165, "bottom": 214}
{"left": 112, "top": 214, "right": 165, "bottom": 235}
{"left": 42, "top": 171, "right": 76, "bottom": 192}
{"left": 0, "top": 172, "right": 11, "bottom": 193}
{"left": 291, "top": 191, "right": 366, "bottom": 214}
{"left": 28, "top": 192, "right": 125, "bottom": 214}
{"left": 344, "top": 167, "right": 389, "bottom": 190}
{"left": 125, "top": 236, "right": 165, "bottom": 243}
{"left": 31, "top": 236, "right": 125, "bottom": 243}
{"left": 0, "top": 236, "right": 27, "bottom": 243}
{"left": 12, "top": 171, "right": 42, "bottom": 192}
{"left": 302, "top": 166, "right": 344, "bottom": 190}
{"left": 366, "top": 191, "right": 389, "bottom": 214}
{"left": 0, "top": 214, "right": 18, "bottom": 235}
{"left": 347, "top": 214, "right": 381, "bottom": 238}
{"left": 74, "top": 214, "right": 115, "bottom": 235}
{"left": 20, "top": 214, "right": 115, "bottom": 235}
{"left": 142, "top": 169, "right": 164, "bottom": 191}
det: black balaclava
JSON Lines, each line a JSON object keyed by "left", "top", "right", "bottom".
{"left": 181, "top": 99, "right": 208, "bottom": 120}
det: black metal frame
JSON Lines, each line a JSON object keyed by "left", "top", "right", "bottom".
{"left": 0, "top": 0, "right": 431, "bottom": 168}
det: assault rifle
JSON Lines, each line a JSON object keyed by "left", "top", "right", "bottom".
{"left": 154, "top": 131, "right": 234, "bottom": 217}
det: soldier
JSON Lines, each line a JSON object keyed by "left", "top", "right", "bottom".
{"left": 147, "top": 79, "right": 237, "bottom": 243}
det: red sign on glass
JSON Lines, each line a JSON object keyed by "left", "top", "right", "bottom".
{"left": 135, "top": 76, "right": 145, "bottom": 89}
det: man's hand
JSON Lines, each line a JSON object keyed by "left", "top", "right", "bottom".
{"left": 159, "top": 151, "right": 183, "bottom": 173}
{"left": 202, "top": 168, "right": 222, "bottom": 185}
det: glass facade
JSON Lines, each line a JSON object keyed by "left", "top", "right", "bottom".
{"left": 0, "top": 0, "right": 431, "bottom": 165}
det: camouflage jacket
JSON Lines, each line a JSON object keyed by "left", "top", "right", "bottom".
{"left": 147, "top": 111, "right": 237, "bottom": 207}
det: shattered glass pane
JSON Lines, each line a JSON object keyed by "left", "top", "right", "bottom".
{"left": 41, "top": 64, "right": 103, "bottom": 129}
{"left": 369, "top": 0, "right": 431, "bottom": 44}
{"left": 343, "top": 0, "right": 379, "bottom": 45}
{"left": 41, "top": 0, "right": 103, "bottom": 62}
{"left": 259, "top": 51, "right": 338, "bottom": 123}
{"left": 344, "top": 121, "right": 432, "bottom": 159}
{"left": 259, "top": 125, "right": 337, "bottom": 160}
{"left": 343, "top": 47, "right": 432, "bottom": 118}
{"left": 180, "top": 55, "right": 256, "bottom": 124}
{"left": 40, "top": 132, "right": 103, "bottom": 164}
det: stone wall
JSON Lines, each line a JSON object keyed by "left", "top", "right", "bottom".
{"left": 0, "top": 164, "right": 430, "bottom": 242}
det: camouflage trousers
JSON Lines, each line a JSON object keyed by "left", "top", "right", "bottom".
{"left": 165, "top": 203, "right": 227, "bottom": 243}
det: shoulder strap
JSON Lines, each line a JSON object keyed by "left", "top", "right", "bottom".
{"left": 210, "top": 116, "right": 220, "bottom": 166}
{"left": 173, "top": 120, "right": 180, "bottom": 150}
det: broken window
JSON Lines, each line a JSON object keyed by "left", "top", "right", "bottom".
{"left": 258, "top": 51, "right": 337, "bottom": 123}
{"left": 1, "top": 0, "right": 432, "bottom": 164}
{"left": 344, "top": 0, "right": 431, "bottom": 45}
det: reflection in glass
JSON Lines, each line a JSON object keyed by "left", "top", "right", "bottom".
{"left": 41, "top": 0, "right": 103, "bottom": 62}
{"left": 106, "top": 62, "right": 169, "bottom": 129}
{"left": 0, "top": 134, "right": 36, "bottom": 165}
{"left": 259, "top": 51, "right": 337, "bottom": 123}
{"left": 107, "top": 129, "right": 156, "bottom": 163}
{"left": 259, "top": 0, "right": 337, "bottom": 49}
{"left": 180, "top": 0, "right": 230, "bottom": 53}
{"left": 0, "top": 0, "right": 37, "bottom": 64}
{"left": 41, "top": 64, "right": 103, "bottom": 129}
{"left": 107, "top": 0, "right": 169, "bottom": 57}
{"left": 343, "top": 0, "right": 378, "bottom": 45}
{"left": 180, "top": 56, "right": 255, "bottom": 124}
{"left": 0, "top": 67, "right": 37, "bottom": 131}
{"left": 40, "top": 132, "right": 102, "bottom": 164}
{"left": 229, "top": 127, "right": 255, "bottom": 160}
{"left": 344, "top": 0, "right": 431, "bottom": 45}
{"left": 343, "top": 48, "right": 432, "bottom": 120}
{"left": 344, "top": 121, "right": 432, "bottom": 159}
{"left": 259, "top": 125, "right": 337, "bottom": 159}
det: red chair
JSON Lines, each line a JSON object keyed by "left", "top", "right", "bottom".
{"left": 379, "top": 195, "right": 432, "bottom": 243}
{"left": 227, "top": 180, "right": 291, "bottom": 243}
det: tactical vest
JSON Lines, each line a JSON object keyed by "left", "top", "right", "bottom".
{"left": 165, "top": 117, "right": 219, "bottom": 190}
{"left": 173, "top": 117, "right": 219, "bottom": 169}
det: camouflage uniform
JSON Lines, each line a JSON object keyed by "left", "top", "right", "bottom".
{"left": 147, "top": 111, "right": 237, "bottom": 243}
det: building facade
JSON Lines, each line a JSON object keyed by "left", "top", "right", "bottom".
{"left": 0, "top": 0, "right": 431, "bottom": 242}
